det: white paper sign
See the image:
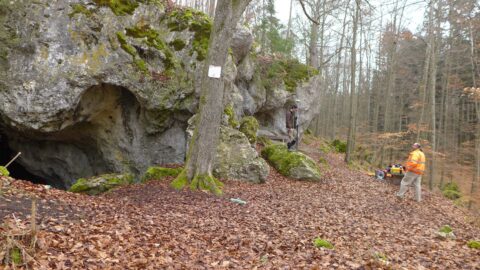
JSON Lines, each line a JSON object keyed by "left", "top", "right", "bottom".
{"left": 208, "top": 65, "right": 222, "bottom": 78}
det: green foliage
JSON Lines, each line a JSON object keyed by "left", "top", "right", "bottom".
{"left": 467, "top": 240, "right": 480, "bottom": 249}
{"left": 439, "top": 225, "right": 453, "bottom": 234}
{"left": 252, "top": 0, "right": 294, "bottom": 56}
{"left": 0, "top": 166, "right": 10, "bottom": 176}
{"left": 261, "top": 144, "right": 321, "bottom": 179}
{"left": 142, "top": 166, "right": 183, "bottom": 182}
{"left": 69, "top": 3, "right": 93, "bottom": 18}
{"left": 257, "top": 136, "right": 273, "bottom": 147}
{"left": 331, "top": 139, "right": 347, "bottom": 153}
{"left": 442, "top": 182, "right": 461, "bottom": 200}
{"left": 10, "top": 247, "right": 22, "bottom": 265}
{"left": 224, "top": 104, "right": 239, "bottom": 128}
{"left": 313, "top": 237, "right": 333, "bottom": 249}
{"left": 166, "top": 8, "right": 212, "bottom": 61}
{"left": 257, "top": 57, "right": 318, "bottom": 92}
{"left": 239, "top": 116, "right": 259, "bottom": 144}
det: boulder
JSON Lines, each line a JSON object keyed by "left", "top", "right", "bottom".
{"left": 261, "top": 144, "right": 321, "bottom": 181}
{"left": 69, "top": 173, "right": 134, "bottom": 195}
{"left": 230, "top": 26, "right": 253, "bottom": 63}
{"left": 213, "top": 126, "right": 269, "bottom": 183}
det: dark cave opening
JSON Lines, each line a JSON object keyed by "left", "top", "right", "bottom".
{"left": 0, "top": 132, "right": 49, "bottom": 186}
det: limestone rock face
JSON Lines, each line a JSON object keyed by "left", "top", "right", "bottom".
{"left": 214, "top": 126, "right": 269, "bottom": 183}
{"left": 0, "top": 1, "right": 321, "bottom": 187}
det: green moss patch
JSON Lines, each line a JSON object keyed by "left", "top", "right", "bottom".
{"left": 125, "top": 24, "right": 177, "bottom": 71}
{"left": 0, "top": 166, "right": 10, "bottom": 176}
{"left": 331, "top": 139, "right": 347, "bottom": 153}
{"left": 467, "top": 240, "right": 480, "bottom": 249}
{"left": 93, "top": 0, "right": 139, "bottom": 16}
{"left": 313, "top": 238, "right": 333, "bottom": 249}
{"left": 262, "top": 144, "right": 321, "bottom": 181}
{"left": 257, "top": 56, "right": 318, "bottom": 92}
{"left": 224, "top": 104, "right": 239, "bottom": 128}
{"left": 171, "top": 169, "right": 223, "bottom": 195}
{"left": 239, "top": 116, "right": 259, "bottom": 144}
{"left": 69, "top": 3, "right": 93, "bottom": 18}
{"left": 169, "top": 39, "right": 186, "bottom": 51}
{"left": 69, "top": 173, "right": 134, "bottom": 195}
{"left": 166, "top": 8, "right": 212, "bottom": 61}
{"left": 142, "top": 166, "right": 183, "bottom": 182}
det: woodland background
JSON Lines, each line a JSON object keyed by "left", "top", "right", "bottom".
{"left": 176, "top": 0, "right": 480, "bottom": 213}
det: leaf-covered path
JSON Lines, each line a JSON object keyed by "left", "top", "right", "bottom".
{"left": 1, "top": 147, "right": 479, "bottom": 269}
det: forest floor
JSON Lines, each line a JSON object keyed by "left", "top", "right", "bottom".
{"left": 1, "top": 139, "right": 480, "bottom": 269}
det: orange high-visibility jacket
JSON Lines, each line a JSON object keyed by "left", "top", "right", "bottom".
{"left": 405, "top": 149, "right": 426, "bottom": 175}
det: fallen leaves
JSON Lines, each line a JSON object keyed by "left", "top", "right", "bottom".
{"left": 1, "top": 147, "right": 480, "bottom": 269}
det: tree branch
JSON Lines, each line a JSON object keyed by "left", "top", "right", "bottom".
{"left": 298, "top": 0, "right": 320, "bottom": 25}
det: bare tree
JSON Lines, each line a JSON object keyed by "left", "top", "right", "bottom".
{"left": 345, "top": 0, "right": 361, "bottom": 163}
{"left": 172, "top": 0, "right": 252, "bottom": 194}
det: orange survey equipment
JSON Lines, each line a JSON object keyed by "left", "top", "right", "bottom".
{"left": 405, "top": 149, "right": 426, "bottom": 175}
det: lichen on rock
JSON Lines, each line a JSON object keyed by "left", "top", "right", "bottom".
{"left": 69, "top": 173, "right": 134, "bottom": 195}
{"left": 214, "top": 126, "right": 269, "bottom": 183}
{"left": 262, "top": 143, "right": 322, "bottom": 181}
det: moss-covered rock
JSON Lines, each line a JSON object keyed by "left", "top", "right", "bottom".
{"left": 69, "top": 173, "right": 134, "bottom": 195}
{"left": 239, "top": 116, "right": 259, "bottom": 144}
{"left": 142, "top": 166, "right": 183, "bottom": 182}
{"left": 0, "top": 166, "right": 10, "bottom": 176}
{"left": 165, "top": 8, "right": 212, "bottom": 61}
{"left": 257, "top": 56, "right": 318, "bottom": 92}
{"left": 262, "top": 143, "right": 321, "bottom": 181}
{"left": 214, "top": 126, "right": 269, "bottom": 183}
{"left": 224, "top": 104, "right": 239, "bottom": 128}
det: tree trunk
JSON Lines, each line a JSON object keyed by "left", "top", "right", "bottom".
{"left": 330, "top": 4, "right": 348, "bottom": 139}
{"left": 172, "top": 0, "right": 252, "bottom": 194}
{"left": 345, "top": 0, "right": 360, "bottom": 163}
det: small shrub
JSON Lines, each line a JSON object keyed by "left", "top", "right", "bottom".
{"left": 443, "top": 189, "right": 461, "bottom": 200}
{"left": 442, "top": 182, "right": 461, "bottom": 200}
{"left": 0, "top": 166, "right": 9, "bottom": 176}
{"left": 331, "top": 139, "right": 347, "bottom": 153}
{"left": 313, "top": 237, "right": 333, "bottom": 249}
{"left": 439, "top": 225, "right": 453, "bottom": 234}
{"left": 467, "top": 240, "right": 480, "bottom": 249}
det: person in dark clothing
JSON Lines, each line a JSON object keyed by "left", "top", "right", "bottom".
{"left": 286, "top": 105, "right": 298, "bottom": 150}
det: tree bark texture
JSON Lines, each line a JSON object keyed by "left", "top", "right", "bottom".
{"left": 173, "top": 0, "right": 252, "bottom": 194}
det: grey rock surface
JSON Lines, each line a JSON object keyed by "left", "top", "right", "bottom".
{"left": 214, "top": 126, "right": 269, "bottom": 183}
{"left": 0, "top": 0, "right": 320, "bottom": 187}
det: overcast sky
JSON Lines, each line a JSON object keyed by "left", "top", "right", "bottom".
{"left": 274, "top": 0, "right": 427, "bottom": 33}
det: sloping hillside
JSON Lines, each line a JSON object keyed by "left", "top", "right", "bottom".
{"left": 1, "top": 141, "right": 479, "bottom": 269}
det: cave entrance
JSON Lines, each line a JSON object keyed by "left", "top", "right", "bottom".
{"left": 0, "top": 132, "right": 49, "bottom": 186}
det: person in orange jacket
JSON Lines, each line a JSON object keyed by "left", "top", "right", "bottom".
{"left": 396, "top": 142, "right": 426, "bottom": 202}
